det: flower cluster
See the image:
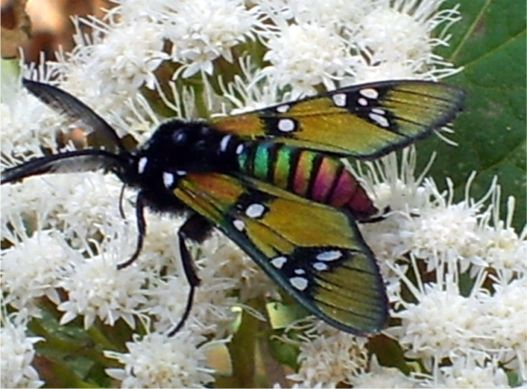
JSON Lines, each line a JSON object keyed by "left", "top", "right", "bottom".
{"left": 1, "top": 0, "right": 524, "bottom": 387}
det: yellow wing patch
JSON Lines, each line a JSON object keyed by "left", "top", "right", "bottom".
{"left": 174, "top": 173, "right": 389, "bottom": 334}
{"left": 212, "top": 80, "right": 464, "bottom": 158}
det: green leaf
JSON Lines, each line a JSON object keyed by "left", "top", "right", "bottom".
{"left": 418, "top": 0, "right": 526, "bottom": 231}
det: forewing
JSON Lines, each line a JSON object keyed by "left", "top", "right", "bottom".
{"left": 212, "top": 80, "right": 464, "bottom": 158}
{"left": 174, "top": 173, "right": 388, "bottom": 334}
{"left": 22, "top": 79, "right": 126, "bottom": 153}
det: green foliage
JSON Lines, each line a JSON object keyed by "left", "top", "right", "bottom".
{"left": 419, "top": 0, "right": 526, "bottom": 231}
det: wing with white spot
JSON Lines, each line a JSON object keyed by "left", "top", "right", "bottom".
{"left": 212, "top": 80, "right": 464, "bottom": 158}
{"left": 174, "top": 172, "right": 389, "bottom": 334}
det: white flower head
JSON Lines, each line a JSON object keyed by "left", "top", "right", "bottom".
{"left": 425, "top": 355, "right": 510, "bottom": 388}
{"left": 57, "top": 245, "right": 148, "bottom": 329}
{"left": 351, "top": 0, "right": 461, "bottom": 82}
{"left": 81, "top": 19, "right": 168, "bottom": 92}
{"left": 351, "top": 355, "right": 417, "bottom": 388}
{"left": 356, "top": 0, "right": 460, "bottom": 63}
{"left": 0, "top": 313, "right": 44, "bottom": 388}
{"left": 287, "top": 325, "right": 369, "bottom": 387}
{"left": 1, "top": 231, "right": 75, "bottom": 315}
{"left": 260, "top": 23, "right": 352, "bottom": 98}
{"left": 105, "top": 332, "right": 215, "bottom": 388}
{"left": 1, "top": 79, "right": 63, "bottom": 162}
{"left": 216, "top": 55, "right": 286, "bottom": 114}
{"left": 478, "top": 277, "right": 527, "bottom": 380}
{"left": 390, "top": 265, "right": 489, "bottom": 368}
{"left": 164, "top": 0, "right": 260, "bottom": 77}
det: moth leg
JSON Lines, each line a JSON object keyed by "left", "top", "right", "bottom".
{"left": 117, "top": 191, "right": 146, "bottom": 270}
{"left": 118, "top": 184, "right": 127, "bottom": 219}
{"left": 359, "top": 206, "right": 391, "bottom": 224}
{"left": 168, "top": 213, "right": 212, "bottom": 336}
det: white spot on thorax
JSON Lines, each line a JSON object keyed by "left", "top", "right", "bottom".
{"left": 277, "top": 118, "right": 296, "bottom": 133}
{"left": 233, "top": 219, "right": 245, "bottom": 231}
{"left": 245, "top": 203, "right": 266, "bottom": 219}
{"left": 163, "top": 172, "right": 175, "bottom": 188}
{"left": 313, "top": 262, "right": 329, "bottom": 271}
{"left": 332, "top": 93, "right": 347, "bottom": 107}
{"left": 219, "top": 134, "right": 232, "bottom": 153}
{"left": 290, "top": 277, "right": 308, "bottom": 291}
{"left": 276, "top": 104, "right": 290, "bottom": 113}
{"left": 138, "top": 157, "right": 148, "bottom": 174}
{"left": 271, "top": 256, "right": 288, "bottom": 269}
{"left": 369, "top": 113, "right": 390, "bottom": 128}
{"left": 360, "top": 88, "right": 379, "bottom": 99}
{"left": 316, "top": 250, "right": 343, "bottom": 261}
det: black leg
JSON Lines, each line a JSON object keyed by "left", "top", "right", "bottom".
{"left": 118, "top": 184, "right": 127, "bottom": 219}
{"left": 117, "top": 191, "right": 146, "bottom": 270}
{"left": 167, "top": 213, "right": 212, "bottom": 336}
{"left": 359, "top": 206, "right": 391, "bottom": 224}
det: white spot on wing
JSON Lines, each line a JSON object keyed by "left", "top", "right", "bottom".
{"left": 276, "top": 104, "right": 290, "bottom": 113}
{"left": 360, "top": 88, "right": 379, "bottom": 99}
{"left": 294, "top": 268, "right": 305, "bottom": 275}
{"left": 358, "top": 98, "right": 368, "bottom": 106}
{"left": 332, "top": 93, "right": 347, "bottom": 107}
{"left": 271, "top": 256, "right": 287, "bottom": 269}
{"left": 236, "top": 144, "right": 245, "bottom": 155}
{"left": 316, "top": 250, "right": 343, "bottom": 261}
{"left": 162, "top": 172, "right": 175, "bottom": 188}
{"left": 246, "top": 203, "right": 266, "bottom": 219}
{"left": 372, "top": 108, "right": 386, "bottom": 115}
{"left": 219, "top": 135, "right": 232, "bottom": 152}
{"left": 138, "top": 157, "right": 147, "bottom": 174}
{"left": 277, "top": 118, "right": 296, "bottom": 133}
{"left": 290, "top": 277, "right": 308, "bottom": 291}
{"left": 233, "top": 219, "right": 245, "bottom": 231}
{"left": 313, "top": 262, "right": 329, "bottom": 271}
{"left": 176, "top": 170, "right": 187, "bottom": 176}
{"left": 369, "top": 113, "right": 390, "bottom": 128}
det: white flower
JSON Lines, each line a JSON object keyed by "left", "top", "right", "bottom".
{"left": 0, "top": 79, "right": 62, "bottom": 161}
{"left": 478, "top": 277, "right": 527, "bottom": 381}
{"left": 350, "top": 0, "right": 461, "bottom": 82}
{"left": 83, "top": 20, "right": 168, "bottom": 92}
{"left": 57, "top": 247, "right": 148, "bottom": 329}
{"left": 287, "top": 325, "right": 369, "bottom": 387}
{"left": 479, "top": 195, "right": 527, "bottom": 279}
{"left": 425, "top": 355, "right": 510, "bottom": 388}
{"left": 0, "top": 314, "right": 43, "bottom": 388}
{"left": 280, "top": 0, "right": 368, "bottom": 27}
{"left": 163, "top": 0, "right": 260, "bottom": 77}
{"left": 351, "top": 355, "right": 417, "bottom": 388}
{"left": 1, "top": 231, "right": 74, "bottom": 315}
{"left": 260, "top": 23, "right": 352, "bottom": 98}
{"left": 216, "top": 55, "right": 286, "bottom": 113}
{"left": 389, "top": 261, "right": 489, "bottom": 368}
{"left": 104, "top": 332, "right": 215, "bottom": 388}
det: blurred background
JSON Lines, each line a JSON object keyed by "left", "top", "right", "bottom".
{"left": 1, "top": 0, "right": 111, "bottom": 63}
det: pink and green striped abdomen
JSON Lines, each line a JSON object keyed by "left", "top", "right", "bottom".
{"left": 237, "top": 141, "right": 377, "bottom": 220}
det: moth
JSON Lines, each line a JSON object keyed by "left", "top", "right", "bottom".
{"left": 1, "top": 79, "right": 464, "bottom": 335}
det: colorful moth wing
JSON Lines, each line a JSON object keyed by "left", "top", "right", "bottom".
{"left": 211, "top": 80, "right": 465, "bottom": 158}
{"left": 237, "top": 140, "right": 377, "bottom": 220}
{"left": 173, "top": 172, "right": 389, "bottom": 334}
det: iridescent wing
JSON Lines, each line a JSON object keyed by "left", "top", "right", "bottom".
{"left": 212, "top": 80, "right": 464, "bottom": 158}
{"left": 174, "top": 172, "right": 389, "bottom": 334}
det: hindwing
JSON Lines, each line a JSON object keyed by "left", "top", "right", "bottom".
{"left": 173, "top": 173, "right": 389, "bottom": 334}
{"left": 212, "top": 80, "right": 464, "bottom": 158}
